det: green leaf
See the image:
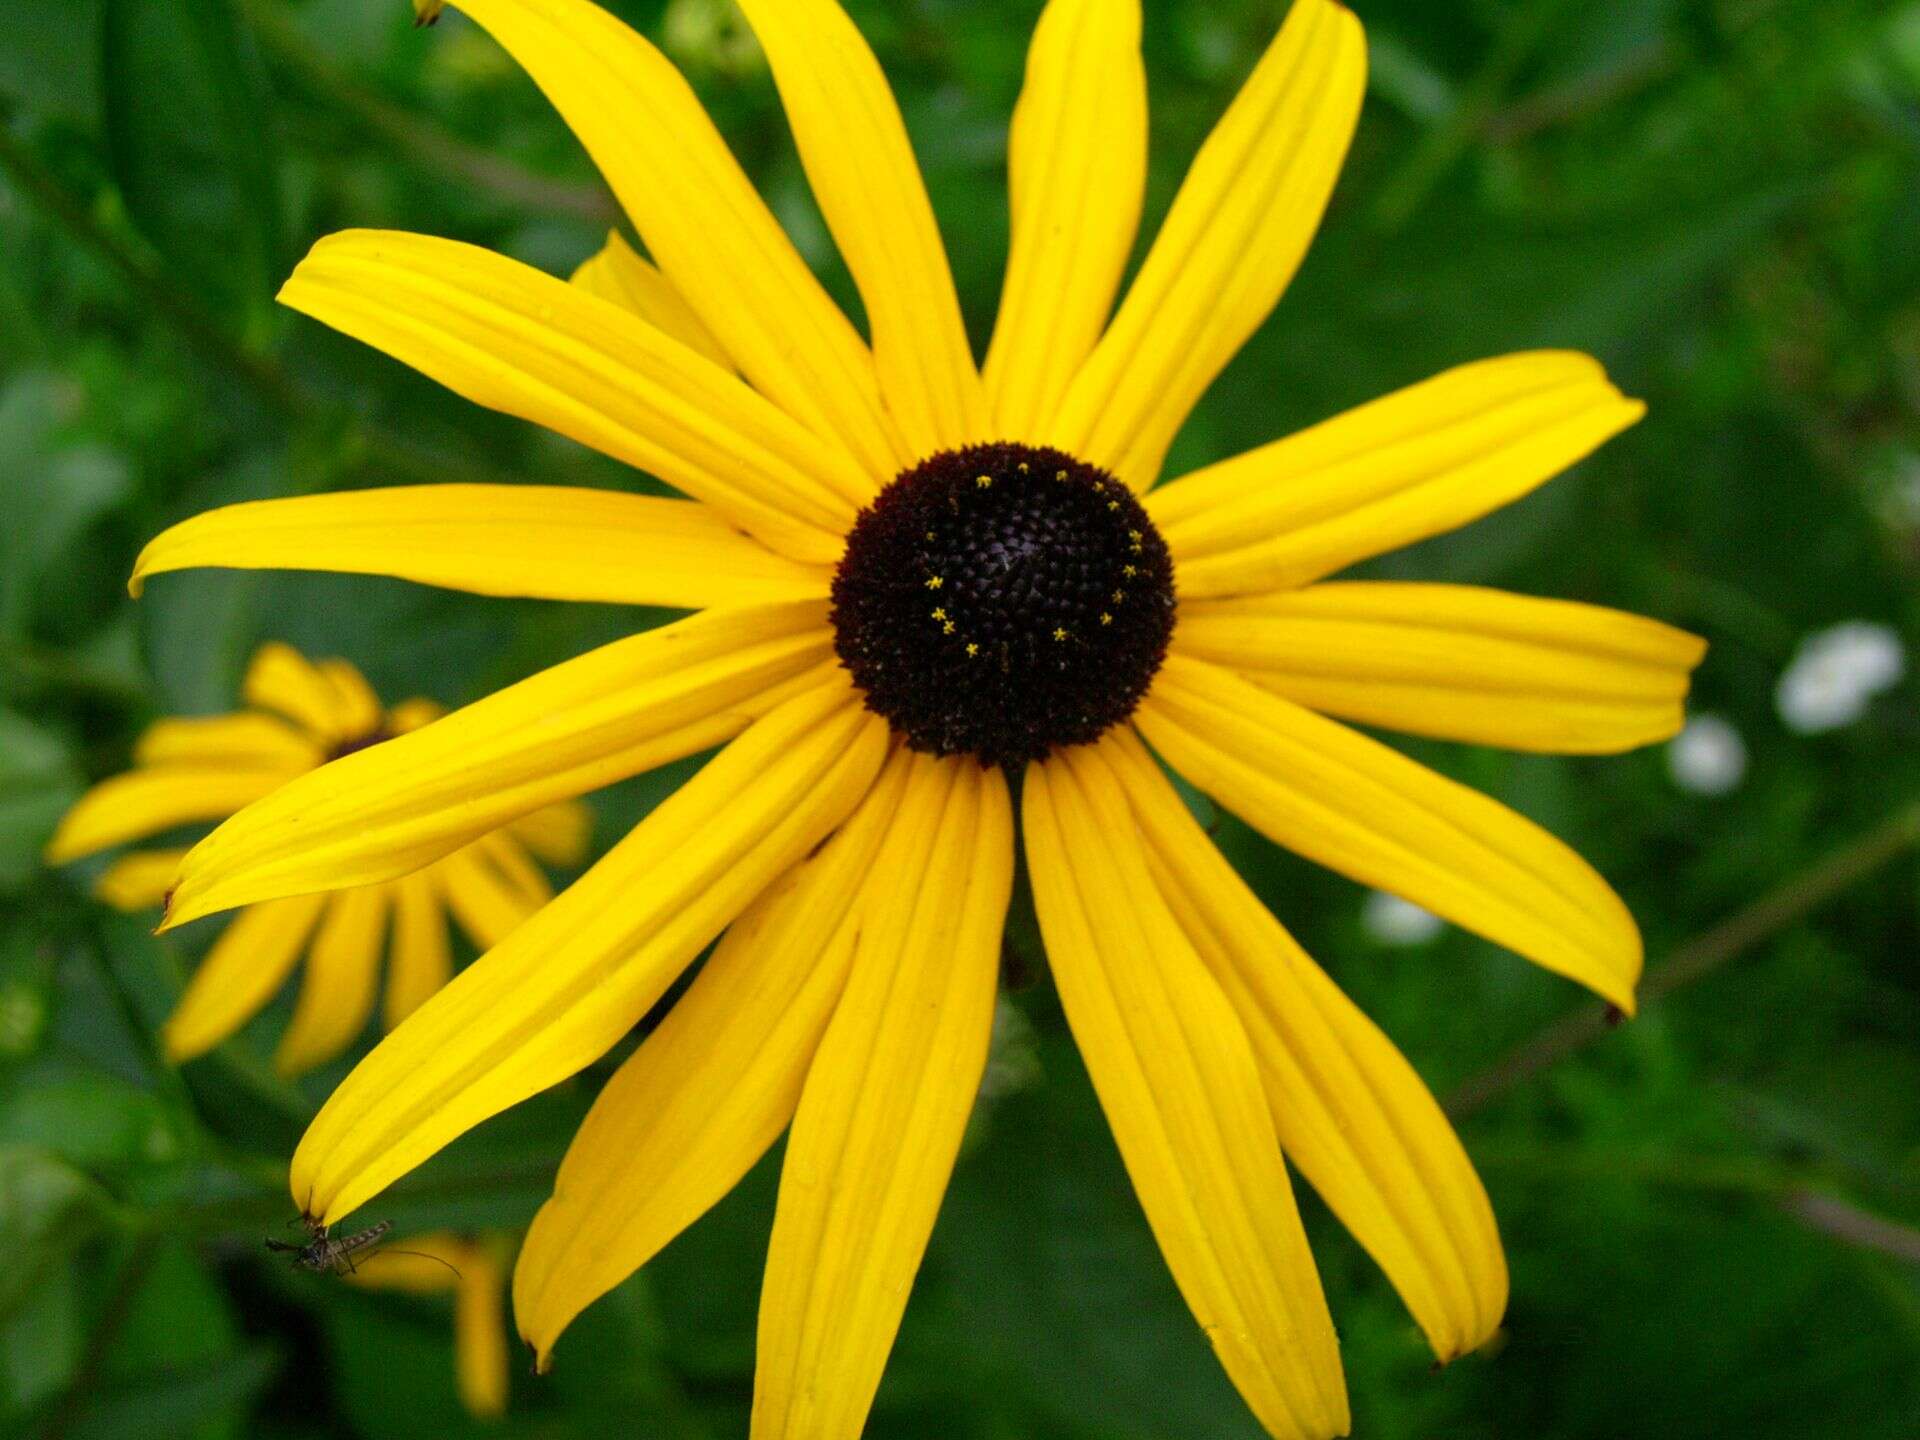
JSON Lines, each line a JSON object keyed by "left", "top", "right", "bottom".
{"left": 0, "top": 1146, "right": 112, "bottom": 1321}
{"left": 99, "top": 0, "right": 285, "bottom": 326}
{"left": 0, "top": 709, "right": 81, "bottom": 895}
{"left": 0, "top": 0, "right": 104, "bottom": 127}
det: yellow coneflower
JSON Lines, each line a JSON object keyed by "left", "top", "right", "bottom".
{"left": 45, "top": 642, "right": 588, "bottom": 1076}
{"left": 348, "top": 1232, "right": 513, "bottom": 1420}
{"left": 130, "top": 0, "right": 1705, "bottom": 1433}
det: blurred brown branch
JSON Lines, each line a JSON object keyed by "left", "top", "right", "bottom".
{"left": 1447, "top": 797, "right": 1920, "bottom": 1118}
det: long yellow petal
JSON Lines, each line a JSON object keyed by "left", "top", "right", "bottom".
{"left": 385, "top": 871, "right": 452, "bottom": 1030}
{"left": 160, "top": 893, "right": 328, "bottom": 1063}
{"left": 290, "top": 681, "right": 888, "bottom": 1225}
{"left": 1025, "top": 751, "right": 1347, "bottom": 1440}
{"left": 132, "top": 712, "right": 322, "bottom": 771}
{"left": 242, "top": 642, "right": 359, "bottom": 746}
{"left": 984, "top": 0, "right": 1146, "bottom": 440}
{"left": 571, "top": 230, "right": 733, "bottom": 371}
{"left": 1151, "top": 352, "right": 1645, "bottom": 596}
{"left": 454, "top": 1240, "right": 511, "bottom": 1419}
{"left": 735, "top": 0, "right": 986, "bottom": 455}
{"left": 1175, "top": 583, "right": 1707, "bottom": 753}
{"left": 93, "top": 849, "right": 189, "bottom": 912}
{"left": 44, "top": 766, "right": 293, "bottom": 866}
{"left": 437, "top": 843, "right": 542, "bottom": 952}
{"left": 1045, "top": 0, "right": 1365, "bottom": 490}
{"left": 1106, "top": 729, "right": 1506, "bottom": 1361}
{"left": 513, "top": 746, "right": 917, "bottom": 1363}
{"left": 1136, "top": 655, "right": 1642, "bottom": 1009}
{"left": 132, "top": 484, "right": 829, "bottom": 609}
{"left": 446, "top": 0, "right": 904, "bottom": 480}
{"left": 162, "top": 602, "right": 835, "bottom": 930}
{"left": 753, "top": 756, "right": 1012, "bottom": 1440}
{"left": 274, "top": 885, "right": 390, "bottom": 1077}
{"left": 279, "top": 230, "right": 867, "bottom": 563}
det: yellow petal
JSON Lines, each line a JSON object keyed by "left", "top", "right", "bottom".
{"left": 508, "top": 800, "right": 592, "bottom": 868}
{"left": 454, "top": 1239, "right": 511, "bottom": 1419}
{"left": 160, "top": 893, "right": 328, "bottom": 1064}
{"left": 984, "top": 0, "right": 1146, "bottom": 441}
{"left": 279, "top": 230, "right": 868, "bottom": 563}
{"left": 274, "top": 885, "right": 389, "bottom": 1077}
{"left": 163, "top": 602, "right": 835, "bottom": 930}
{"left": 44, "top": 766, "right": 293, "bottom": 866}
{"left": 133, "top": 484, "right": 830, "bottom": 610}
{"left": 1151, "top": 352, "right": 1645, "bottom": 596}
{"left": 290, "top": 680, "right": 888, "bottom": 1225}
{"left": 1024, "top": 749, "right": 1347, "bottom": 1440}
{"left": 1045, "top": 0, "right": 1365, "bottom": 490}
{"left": 437, "top": 843, "right": 542, "bottom": 952}
{"left": 93, "top": 849, "right": 189, "bottom": 912}
{"left": 242, "top": 642, "right": 358, "bottom": 747}
{"left": 319, "top": 659, "right": 385, "bottom": 743}
{"left": 753, "top": 756, "right": 1012, "bottom": 1440}
{"left": 571, "top": 230, "right": 733, "bottom": 371}
{"left": 385, "top": 871, "right": 452, "bottom": 1030}
{"left": 735, "top": 0, "right": 987, "bottom": 456}
{"left": 1105, "top": 729, "right": 1506, "bottom": 1361}
{"left": 1174, "top": 583, "right": 1707, "bottom": 754}
{"left": 132, "top": 712, "right": 323, "bottom": 771}
{"left": 1136, "top": 655, "right": 1642, "bottom": 1009}
{"left": 445, "top": 0, "right": 904, "bottom": 480}
{"left": 514, "top": 745, "right": 917, "bottom": 1363}
{"left": 346, "top": 1231, "right": 468, "bottom": 1294}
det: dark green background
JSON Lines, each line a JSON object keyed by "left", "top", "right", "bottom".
{"left": 3, "top": 0, "right": 1918, "bottom": 1436}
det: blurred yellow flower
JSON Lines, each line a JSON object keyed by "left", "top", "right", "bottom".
{"left": 348, "top": 1232, "right": 512, "bottom": 1420}
{"left": 45, "top": 642, "right": 588, "bottom": 1076}
{"left": 132, "top": 0, "right": 1705, "bottom": 1433}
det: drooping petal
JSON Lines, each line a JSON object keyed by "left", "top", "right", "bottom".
{"left": 162, "top": 602, "right": 835, "bottom": 929}
{"left": 571, "top": 230, "right": 733, "bottom": 371}
{"left": 438, "top": 843, "right": 542, "bottom": 952}
{"left": 753, "top": 756, "right": 1012, "bottom": 1440}
{"left": 290, "top": 680, "right": 888, "bottom": 1225}
{"left": 445, "top": 0, "right": 905, "bottom": 480}
{"left": 242, "top": 642, "right": 359, "bottom": 746}
{"left": 1024, "top": 750, "right": 1347, "bottom": 1440}
{"left": 93, "top": 848, "right": 189, "bottom": 912}
{"left": 1151, "top": 352, "right": 1645, "bottom": 596}
{"left": 1106, "top": 729, "right": 1506, "bottom": 1361}
{"left": 1174, "top": 583, "right": 1707, "bottom": 753}
{"left": 514, "top": 746, "right": 917, "bottom": 1363}
{"left": 1045, "top": 0, "right": 1365, "bottom": 490}
{"left": 274, "top": 885, "right": 390, "bottom": 1077}
{"left": 454, "top": 1240, "right": 511, "bottom": 1419}
{"left": 132, "top": 485, "right": 830, "bottom": 610}
{"left": 1136, "top": 655, "right": 1641, "bottom": 1009}
{"left": 735, "top": 0, "right": 987, "bottom": 455}
{"left": 508, "top": 801, "right": 592, "bottom": 868}
{"left": 984, "top": 0, "right": 1146, "bottom": 440}
{"left": 44, "top": 767, "right": 293, "bottom": 866}
{"left": 384, "top": 871, "right": 452, "bottom": 1030}
{"left": 160, "top": 892, "right": 328, "bottom": 1064}
{"left": 279, "top": 231, "right": 869, "bottom": 563}
{"left": 132, "top": 712, "right": 322, "bottom": 771}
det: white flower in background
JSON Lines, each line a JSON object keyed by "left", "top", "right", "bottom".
{"left": 1775, "top": 621, "right": 1906, "bottom": 734}
{"left": 1362, "top": 889, "right": 1444, "bottom": 947}
{"left": 1666, "top": 713, "right": 1748, "bottom": 796}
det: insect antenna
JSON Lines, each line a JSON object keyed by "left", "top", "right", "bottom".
{"left": 370, "top": 1248, "right": 466, "bottom": 1281}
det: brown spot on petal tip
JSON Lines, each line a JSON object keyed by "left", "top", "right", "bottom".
{"left": 1603, "top": 1003, "right": 1627, "bottom": 1028}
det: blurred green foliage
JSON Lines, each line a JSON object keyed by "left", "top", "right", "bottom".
{"left": 2, "top": 0, "right": 1919, "bottom": 1436}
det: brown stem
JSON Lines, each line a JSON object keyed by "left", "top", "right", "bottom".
{"left": 1447, "top": 798, "right": 1920, "bottom": 1118}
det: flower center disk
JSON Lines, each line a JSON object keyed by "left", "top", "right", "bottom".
{"left": 832, "top": 442, "right": 1176, "bottom": 766}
